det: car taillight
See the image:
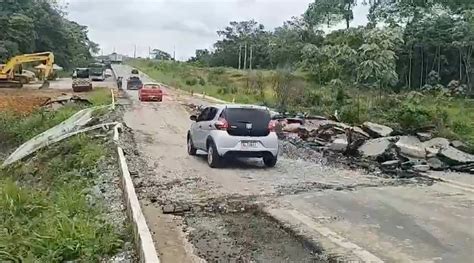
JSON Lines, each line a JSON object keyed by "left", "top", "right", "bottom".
{"left": 214, "top": 118, "right": 229, "bottom": 130}
{"left": 268, "top": 120, "right": 277, "bottom": 132}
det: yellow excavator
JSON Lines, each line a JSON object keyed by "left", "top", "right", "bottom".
{"left": 0, "top": 52, "right": 54, "bottom": 89}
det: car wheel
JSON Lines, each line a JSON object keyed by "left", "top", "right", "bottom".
{"left": 207, "top": 141, "right": 221, "bottom": 168}
{"left": 187, "top": 136, "right": 197, "bottom": 156}
{"left": 263, "top": 155, "right": 277, "bottom": 168}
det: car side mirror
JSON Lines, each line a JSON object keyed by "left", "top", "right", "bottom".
{"left": 190, "top": 115, "right": 197, "bottom": 121}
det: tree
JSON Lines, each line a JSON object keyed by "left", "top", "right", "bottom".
{"left": 0, "top": 0, "right": 97, "bottom": 69}
{"left": 304, "top": 0, "right": 357, "bottom": 29}
{"left": 357, "top": 27, "right": 403, "bottom": 92}
{"left": 152, "top": 49, "right": 172, "bottom": 60}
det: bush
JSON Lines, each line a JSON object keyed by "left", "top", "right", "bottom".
{"left": 198, "top": 76, "right": 206, "bottom": 86}
{"left": 393, "top": 101, "right": 433, "bottom": 130}
{"left": 339, "top": 101, "right": 369, "bottom": 124}
{"left": 185, "top": 78, "right": 198, "bottom": 86}
{"left": 335, "top": 87, "right": 348, "bottom": 106}
{"left": 303, "top": 90, "right": 322, "bottom": 107}
{"left": 210, "top": 67, "right": 226, "bottom": 75}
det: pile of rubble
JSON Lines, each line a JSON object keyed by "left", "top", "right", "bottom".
{"left": 278, "top": 118, "right": 474, "bottom": 174}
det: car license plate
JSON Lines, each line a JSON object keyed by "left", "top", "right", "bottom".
{"left": 241, "top": 141, "right": 258, "bottom": 148}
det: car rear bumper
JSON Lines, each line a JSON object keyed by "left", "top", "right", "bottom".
{"left": 211, "top": 131, "right": 279, "bottom": 157}
{"left": 140, "top": 94, "right": 162, "bottom": 101}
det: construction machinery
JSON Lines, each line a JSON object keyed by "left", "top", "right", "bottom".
{"left": 72, "top": 68, "right": 93, "bottom": 92}
{"left": 0, "top": 52, "right": 54, "bottom": 89}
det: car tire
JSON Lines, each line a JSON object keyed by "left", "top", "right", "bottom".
{"left": 207, "top": 141, "right": 221, "bottom": 168}
{"left": 263, "top": 155, "right": 277, "bottom": 168}
{"left": 187, "top": 136, "right": 197, "bottom": 156}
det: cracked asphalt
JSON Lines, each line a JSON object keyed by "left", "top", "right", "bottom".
{"left": 114, "top": 64, "right": 474, "bottom": 263}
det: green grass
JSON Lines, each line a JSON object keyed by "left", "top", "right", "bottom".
{"left": 0, "top": 135, "right": 124, "bottom": 262}
{"left": 128, "top": 59, "right": 474, "bottom": 149}
{"left": 0, "top": 88, "right": 125, "bottom": 262}
{"left": 88, "top": 87, "right": 113, "bottom": 106}
{"left": 128, "top": 59, "right": 273, "bottom": 105}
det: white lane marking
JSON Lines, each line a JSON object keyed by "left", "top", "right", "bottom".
{"left": 285, "top": 209, "right": 384, "bottom": 263}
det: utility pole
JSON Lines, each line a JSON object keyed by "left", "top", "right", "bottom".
{"left": 243, "top": 42, "right": 247, "bottom": 70}
{"left": 238, "top": 44, "right": 242, "bottom": 70}
{"left": 173, "top": 45, "right": 176, "bottom": 60}
{"left": 134, "top": 44, "right": 137, "bottom": 59}
{"left": 148, "top": 46, "right": 151, "bottom": 59}
{"left": 249, "top": 45, "right": 253, "bottom": 70}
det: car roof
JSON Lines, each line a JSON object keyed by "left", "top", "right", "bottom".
{"left": 212, "top": 104, "right": 270, "bottom": 111}
{"left": 143, "top": 83, "right": 161, "bottom": 86}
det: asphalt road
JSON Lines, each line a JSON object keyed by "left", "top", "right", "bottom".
{"left": 113, "top": 64, "right": 474, "bottom": 263}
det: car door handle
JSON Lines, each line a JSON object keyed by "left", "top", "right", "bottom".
{"left": 198, "top": 125, "right": 202, "bottom": 128}
{"left": 208, "top": 124, "right": 212, "bottom": 128}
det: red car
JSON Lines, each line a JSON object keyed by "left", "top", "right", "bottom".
{"left": 139, "top": 83, "right": 163, "bottom": 102}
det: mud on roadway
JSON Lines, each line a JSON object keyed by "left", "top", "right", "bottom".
{"left": 113, "top": 64, "right": 474, "bottom": 263}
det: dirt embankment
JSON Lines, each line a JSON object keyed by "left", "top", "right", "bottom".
{"left": 0, "top": 89, "right": 64, "bottom": 113}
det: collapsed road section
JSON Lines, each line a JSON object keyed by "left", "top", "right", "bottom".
{"left": 114, "top": 64, "right": 474, "bottom": 263}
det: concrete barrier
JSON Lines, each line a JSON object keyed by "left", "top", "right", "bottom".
{"left": 116, "top": 146, "right": 160, "bottom": 263}
{"left": 111, "top": 89, "right": 160, "bottom": 262}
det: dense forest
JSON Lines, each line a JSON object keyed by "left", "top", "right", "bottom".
{"left": 0, "top": 0, "right": 97, "bottom": 69}
{"left": 189, "top": 0, "right": 474, "bottom": 94}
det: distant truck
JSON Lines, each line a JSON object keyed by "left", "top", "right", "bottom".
{"left": 88, "top": 63, "right": 105, "bottom": 81}
{"left": 109, "top": 53, "right": 123, "bottom": 64}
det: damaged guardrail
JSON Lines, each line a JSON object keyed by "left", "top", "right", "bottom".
{"left": 2, "top": 104, "right": 114, "bottom": 167}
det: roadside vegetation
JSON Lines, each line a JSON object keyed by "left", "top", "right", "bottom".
{"left": 129, "top": 58, "right": 474, "bottom": 149}
{"left": 0, "top": 0, "right": 98, "bottom": 68}
{"left": 0, "top": 88, "right": 125, "bottom": 262}
{"left": 129, "top": 0, "right": 474, "bottom": 149}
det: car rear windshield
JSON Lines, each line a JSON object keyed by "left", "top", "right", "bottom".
{"left": 223, "top": 108, "right": 271, "bottom": 136}
{"left": 129, "top": 78, "right": 142, "bottom": 84}
{"left": 144, "top": 84, "right": 160, "bottom": 89}
{"left": 76, "top": 69, "right": 89, "bottom": 78}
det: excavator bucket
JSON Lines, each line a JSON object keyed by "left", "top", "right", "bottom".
{"left": 39, "top": 80, "right": 50, "bottom": 89}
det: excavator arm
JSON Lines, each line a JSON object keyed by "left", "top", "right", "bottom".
{"left": 0, "top": 52, "right": 55, "bottom": 88}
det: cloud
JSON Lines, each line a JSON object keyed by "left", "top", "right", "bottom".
{"left": 65, "top": 0, "right": 368, "bottom": 60}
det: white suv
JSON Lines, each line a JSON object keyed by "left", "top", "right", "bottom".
{"left": 187, "top": 104, "right": 279, "bottom": 168}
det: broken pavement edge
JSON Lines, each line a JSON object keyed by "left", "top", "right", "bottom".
{"left": 111, "top": 85, "right": 160, "bottom": 262}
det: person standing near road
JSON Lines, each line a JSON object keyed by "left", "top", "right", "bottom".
{"left": 117, "top": 77, "right": 123, "bottom": 89}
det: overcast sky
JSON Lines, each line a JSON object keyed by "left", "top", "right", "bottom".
{"left": 65, "top": 0, "right": 369, "bottom": 60}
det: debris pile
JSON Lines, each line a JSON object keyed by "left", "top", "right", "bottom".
{"left": 181, "top": 102, "right": 473, "bottom": 175}
{"left": 278, "top": 117, "right": 474, "bottom": 174}
{"left": 42, "top": 94, "right": 92, "bottom": 110}
{"left": 182, "top": 102, "right": 205, "bottom": 115}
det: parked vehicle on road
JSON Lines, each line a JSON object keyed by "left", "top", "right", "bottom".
{"left": 20, "top": 70, "right": 37, "bottom": 83}
{"left": 88, "top": 62, "right": 105, "bottom": 81}
{"left": 126, "top": 75, "right": 143, "bottom": 90}
{"left": 139, "top": 83, "right": 163, "bottom": 102}
{"left": 72, "top": 68, "right": 92, "bottom": 92}
{"left": 104, "top": 69, "right": 113, "bottom": 78}
{"left": 187, "top": 104, "right": 279, "bottom": 168}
